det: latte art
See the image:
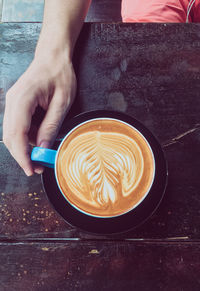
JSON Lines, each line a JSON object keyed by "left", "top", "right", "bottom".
{"left": 61, "top": 131, "right": 143, "bottom": 207}
{"left": 57, "top": 119, "right": 155, "bottom": 217}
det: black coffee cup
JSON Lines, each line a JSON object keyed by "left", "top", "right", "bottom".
{"left": 33, "top": 110, "right": 168, "bottom": 234}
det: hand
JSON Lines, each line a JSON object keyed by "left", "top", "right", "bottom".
{"left": 3, "top": 52, "right": 77, "bottom": 176}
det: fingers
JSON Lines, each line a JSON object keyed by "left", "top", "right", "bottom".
{"left": 3, "top": 90, "right": 36, "bottom": 176}
{"left": 36, "top": 89, "right": 72, "bottom": 149}
{"left": 3, "top": 61, "right": 76, "bottom": 177}
{"left": 34, "top": 90, "right": 68, "bottom": 175}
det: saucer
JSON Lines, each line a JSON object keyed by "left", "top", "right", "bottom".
{"left": 42, "top": 110, "right": 168, "bottom": 235}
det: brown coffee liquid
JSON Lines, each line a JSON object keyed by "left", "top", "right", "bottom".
{"left": 56, "top": 119, "right": 155, "bottom": 217}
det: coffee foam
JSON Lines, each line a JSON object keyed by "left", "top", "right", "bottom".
{"left": 56, "top": 119, "right": 155, "bottom": 217}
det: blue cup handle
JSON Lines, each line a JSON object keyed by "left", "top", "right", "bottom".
{"left": 31, "top": 147, "right": 57, "bottom": 168}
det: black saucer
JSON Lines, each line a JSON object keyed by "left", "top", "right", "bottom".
{"left": 42, "top": 110, "right": 168, "bottom": 235}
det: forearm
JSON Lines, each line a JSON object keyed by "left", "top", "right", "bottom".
{"left": 35, "top": 0, "right": 91, "bottom": 60}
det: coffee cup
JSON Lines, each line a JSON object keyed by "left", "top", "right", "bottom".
{"left": 31, "top": 113, "right": 157, "bottom": 219}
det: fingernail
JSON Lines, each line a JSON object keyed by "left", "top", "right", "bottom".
{"left": 39, "top": 140, "right": 49, "bottom": 148}
{"left": 34, "top": 167, "right": 44, "bottom": 175}
{"left": 25, "top": 169, "right": 33, "bottom": 177}
{"left": 34, "top": 169, "right": 43, "bottom": 175}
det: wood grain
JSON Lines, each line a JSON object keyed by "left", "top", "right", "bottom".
{"left": 1, "top": 241, "right": 200, "bottom": 291}
{"left": 1, "top": 23, "right": 200, "bottom": 240}
{"left": 0, "top": 125, "right": 200, "bottom": 240}
{"left": 1, "top": 23, "right": 200, "bottom": 141}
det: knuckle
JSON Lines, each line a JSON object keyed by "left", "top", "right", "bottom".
{"left": 58, "top": 101, "right": 67, "bottom": 111}
{"left": 58, "top": 96, "right": 71, "bottom": 110}
{"left": 45, "top": 122, "right": 58, "bottom": 132}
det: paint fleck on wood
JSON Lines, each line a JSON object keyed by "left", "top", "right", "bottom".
{"left": 89, "top": 249, "right": 100, "bottom": 254}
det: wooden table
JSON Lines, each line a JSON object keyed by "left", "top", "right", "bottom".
{"left": 1, "top": 23, "right": 200, "bottom": 290}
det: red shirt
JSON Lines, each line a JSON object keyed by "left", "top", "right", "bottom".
{"left": 121, "top": 0, "right": 200, "bottom": 22}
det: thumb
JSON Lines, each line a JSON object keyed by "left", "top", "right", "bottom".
{"left": 36, "top": 90, "right": 70, "bottom": 148}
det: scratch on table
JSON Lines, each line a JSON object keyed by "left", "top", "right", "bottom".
{"left": 167, "top": 236, "right": 189, "bottom": 240}
{"left": 162, "top": 124, "right": 200, "bottom": 148}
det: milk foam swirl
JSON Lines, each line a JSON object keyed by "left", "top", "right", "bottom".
{"left": 59, "top": 131, "right": 144, "bottom": 212}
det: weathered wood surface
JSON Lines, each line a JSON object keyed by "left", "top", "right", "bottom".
{"left": 1, "top": 135, "right": 200, "bottom": 240}
{"left": 1, "top": 23, "right": 200, "bottom": 141}
{"left": 1, "top": 22, "right": 200, "bottom": 291}
{"left": 1, "top": 0, "right": 122, "bottom": 22}
{"left": 1, "top": 0, "right": 44, "bottom": 22}
{"left": 1, "top": 23, "right": 200, "bottom": 240}
{"left": 1, "top": 241, "right": 200, "bottom": 291}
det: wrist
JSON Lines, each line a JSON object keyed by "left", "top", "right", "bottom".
{"left": 34, "top": 39, "right": 73, "bottom": 65}
{"left": 34, "top": 27, "right": 73, "bottom": 62}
